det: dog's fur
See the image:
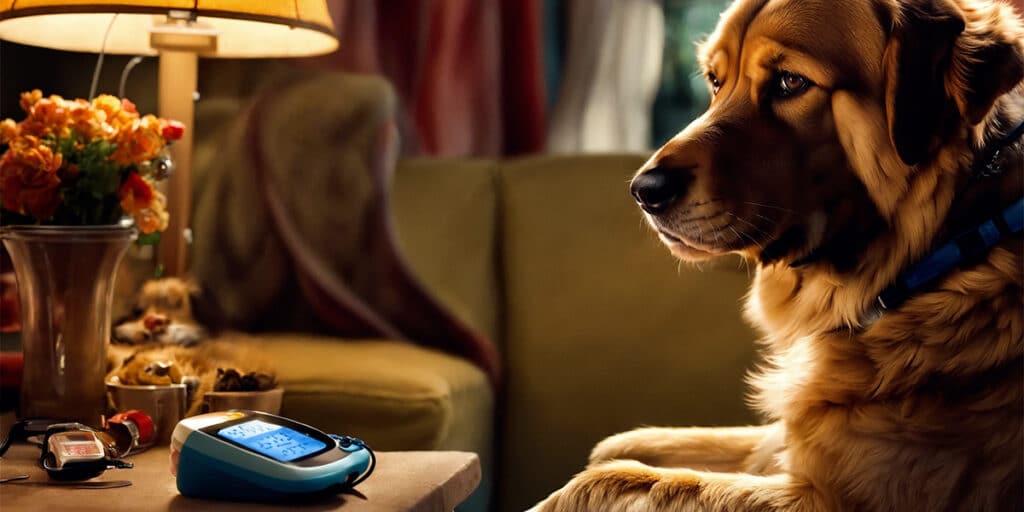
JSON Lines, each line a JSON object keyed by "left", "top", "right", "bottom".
{"left": 532, "top": 0, "right": 1023, "bottom": 510}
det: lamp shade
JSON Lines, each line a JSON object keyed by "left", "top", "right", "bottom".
{"left": 0, "top": 1, "right": 338, "bottom": 57}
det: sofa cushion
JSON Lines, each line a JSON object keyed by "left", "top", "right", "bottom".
{"left": 246, "top": 334, "right": 493, "bottom": 457}
{"left": 191, "top": 72, "right": 499, "bottom": 382}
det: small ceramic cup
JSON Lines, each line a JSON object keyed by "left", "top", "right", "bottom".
{"left": 201, "top": 387, "right": 284, "bottom": 415}
{"left": 106, "top": 379, "right": 188, "bottom": 445}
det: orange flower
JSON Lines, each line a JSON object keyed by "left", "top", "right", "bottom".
{"left": 133, "top": 196, "right": 169, "bottom": 234}
{"left": 120, "top": 174, "right": 167, "bottom": 234}
{"left": 119, "top": 171, "right": 154, "bottom": 211}
{"left": 18, "top": 89, "right": 42, "bottom": 113}
{"left": 18, "top": 96, "right": 62, "bottom": 139}
{"left": 110, "top": 115, "right": 166, "bottom": 165}
{"left": 121, "top": 98, "right": 138, "bottom": 114}
{"left": 0, "top": 138, "right": 63, "bottom": 219}
{"left": 1, "top": 90, "right": 180, "bottom": 225}
{"left": 67, "top": 99, "right": 108, "bottom": 141}
{"left": 0, "top": 119, "right": 18, "bottom": 145}
{"left": 92, "top": 94, "right": 138, "bottom": 135}
{"left": 35, "top": 96, "right": 68, "bottom": 126}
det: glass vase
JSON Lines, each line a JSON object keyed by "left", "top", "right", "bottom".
{"left": 1, "top": 225, "right": 135, "bottom": 427}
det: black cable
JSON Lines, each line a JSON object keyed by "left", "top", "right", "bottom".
{"left": 0, "top": 419, "right": 28, "bottom": 457}
{"left": 88, "top": 14, "right": 120, "bottom": 100}
{"left": 118, "top": 56, "right": 146, "bottom": 98}
{"left": 349, "top": 438, "right": 376, "bottom": 487}
{"left": 329, "top": 434, "right": 376, "bottom": 487}
{"left": 0, "top": 419, "right": 59, "bottom": 457}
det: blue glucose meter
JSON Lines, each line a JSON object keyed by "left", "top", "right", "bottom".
{"left": 170, "top": 410, "right": 374, "bottom": 501}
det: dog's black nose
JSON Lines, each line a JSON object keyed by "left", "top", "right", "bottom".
{"left": 630, "top": 167, "right": 692, "bottom": 214}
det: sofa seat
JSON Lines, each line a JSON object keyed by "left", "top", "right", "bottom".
{"left": 245, "top": 334, "right": 493, "bottom": 453}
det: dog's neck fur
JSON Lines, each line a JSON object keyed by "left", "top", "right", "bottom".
{"left": 746, "top": 87, "right": 1024, "bottom": 346}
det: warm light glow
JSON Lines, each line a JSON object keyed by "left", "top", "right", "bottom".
{"left": 0, "top": 1, "right": 338, "bottom": 57}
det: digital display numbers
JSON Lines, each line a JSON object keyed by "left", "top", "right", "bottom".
{"left": 217, "top": 420, "right": 327, "bottom": 462}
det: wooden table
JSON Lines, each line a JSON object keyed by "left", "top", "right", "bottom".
{"left": 0, "top": 443, "right": 480, "bottom": 511}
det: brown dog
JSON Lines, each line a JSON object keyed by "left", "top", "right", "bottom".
{"left": 532, "top": 0, "right": 1023, "bottom": 510}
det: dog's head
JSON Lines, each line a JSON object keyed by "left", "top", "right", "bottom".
{"left": 632, "top": 0, "right": 1023, "bottom": 268}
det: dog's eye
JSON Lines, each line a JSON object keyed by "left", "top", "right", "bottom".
{"left": 774, "top": 72, "right": 810, "bottom": 98}
{"left": 708, "top": 73, "right": 722, "bottom": 95}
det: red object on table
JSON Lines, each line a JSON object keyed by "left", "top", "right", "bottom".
{"left": 109, "top": 410, "right": 156, "bottom": 446}
{"left": 0, "top": 352, "right": 23, "bottom": 388}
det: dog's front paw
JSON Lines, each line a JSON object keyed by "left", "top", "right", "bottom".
{"left": 535, "top": 459, "right": 809, "bottom": 511}
{"left": 590, "top": 429, "right": 650, "bottom": 465}
{"left": 589, "top": 427, "right": 687, "bottom": 467}
{"left": 531, "top": 460, "right": 698, "bottom": 512}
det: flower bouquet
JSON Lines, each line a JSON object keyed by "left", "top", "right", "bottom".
{"left": 0, "top": 90, "right": 184, "bottom": 425}
{"left": 1, "top": 89, "right": 183, "bottom": 241}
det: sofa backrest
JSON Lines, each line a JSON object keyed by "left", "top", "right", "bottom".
{"left": 391, "top": 158, "right": 503, "bottom": 344}
{"left": 498, "top": 154, "right": 757, "bottom": 511}
{"left": 392, "top": 154, "right": 759, "bottom": 512}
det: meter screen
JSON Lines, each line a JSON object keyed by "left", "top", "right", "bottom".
{"left": 218, "top": 419, "right": 327, "bottom": 462}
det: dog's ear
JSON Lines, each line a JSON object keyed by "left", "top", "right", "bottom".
{"left": 884, "top": 0, "right": 1024, "bottom": 166}
{"left": 947, "top": 6, "right": 1024, "bottom": 125}
{"left": 884, "top": 0, "right": 966, "bottom": 166}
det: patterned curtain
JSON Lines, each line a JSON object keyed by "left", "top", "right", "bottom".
{"left": 545, "top": 0, "right": 665, "bottom": 153}
{"left": 303, "top": 0, "right": 743, "bottom": 155}
{"left": 306, "top": 0, "right": 547, "bottom": 157}
{"left": 542, "top": 0, "right": 729, "bottom": 152}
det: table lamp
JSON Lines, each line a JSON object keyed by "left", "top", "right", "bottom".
{"left": 0, "top": 1, "right": 339, "bottom": 275}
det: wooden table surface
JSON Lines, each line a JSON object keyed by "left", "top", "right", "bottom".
{"left": 0, "top": 443, "right": 480, "bottom": 511}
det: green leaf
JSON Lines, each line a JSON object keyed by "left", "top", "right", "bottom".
{"left": 136, "top": 232, "right": 161, "bottom": 246}
{"left": 51, "top": 137, "right": 131, "bottom": 225}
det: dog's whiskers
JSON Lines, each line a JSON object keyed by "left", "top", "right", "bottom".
{"left": 730, "top": 226, "right": 764, "bottom": 250}
{"left": 744, "top": 201, "right": 795, "bottom": 214}
{"left": 727, "top": 226, "right": 743, "bottom": 245}
{"left": 727, "top": 212, "right": 772, "bottom": 239}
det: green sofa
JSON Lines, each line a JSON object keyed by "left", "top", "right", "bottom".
{"left": 188, "top": 77, "right": 758, "bottom": 512}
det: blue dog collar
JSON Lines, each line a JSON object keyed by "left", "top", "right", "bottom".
{"left": 877, "top": 197, "right": 1024, "bottom": 310}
